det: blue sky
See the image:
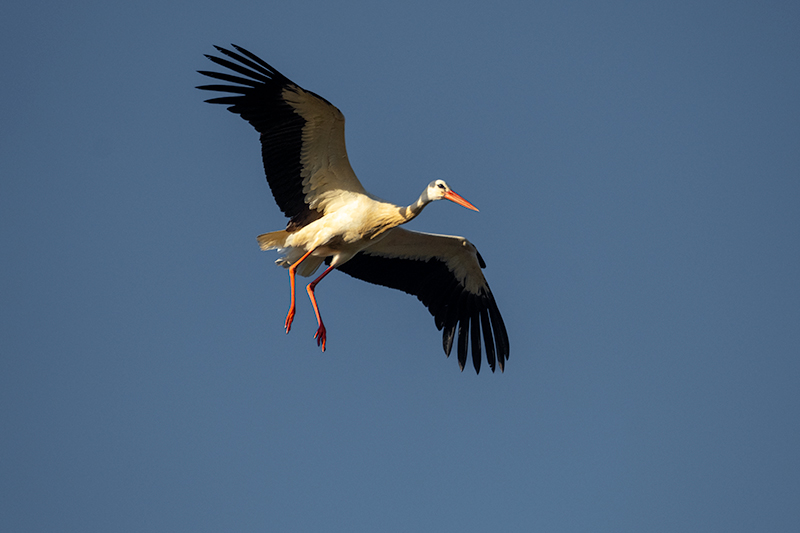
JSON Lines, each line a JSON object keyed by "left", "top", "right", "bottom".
{"left": 2, "top": 1, "right": 799, "bottom": 531}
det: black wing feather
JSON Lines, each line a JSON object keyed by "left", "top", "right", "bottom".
{"left": 197, "top": 45, "right": 319, "bottom": 228}
{"left": 470, "top": 306, "right": 482, "bottom": 374}
{"left": 335, "top": 249, "right": 509, "bottom": 373}
{"left": 480, "top": 308, "right": 496, "bottom": 372}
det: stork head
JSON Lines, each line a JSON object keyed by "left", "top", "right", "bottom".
{"left": 425, "top": 180, "right": 479, "bottom": 211}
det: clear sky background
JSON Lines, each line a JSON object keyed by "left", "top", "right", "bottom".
{"left": 2, "top": 1, "right": 799, "bottom": 531}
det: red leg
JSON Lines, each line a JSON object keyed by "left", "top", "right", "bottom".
{"left": 306, "top": 264, "right": 336, "bottom": 351}
{"left": 285, "top": 249, "right": 315, "bottom": 334}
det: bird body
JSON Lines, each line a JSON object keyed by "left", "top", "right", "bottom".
{"left": 198, "top": 45, "right": 509, "bottom": 373}
{"left": 256, "top": 192, "right": 401, "bottom": 276}
{"left": 259, "top": 182, "right": 469, "bottom": 271}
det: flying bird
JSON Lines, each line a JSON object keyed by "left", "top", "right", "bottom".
{"left": 198, "top": 45, "right": 509, "bottom": 373}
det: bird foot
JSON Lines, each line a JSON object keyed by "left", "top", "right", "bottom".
{"left": 284, "top": 307, "right": 295, "bottom": 333}
{"left": 314, "top": 323, "right": 327, "bottom": 352}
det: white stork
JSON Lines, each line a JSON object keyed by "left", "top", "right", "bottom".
{"left": 198, "top": 45, "right": 509, "bottom": 373}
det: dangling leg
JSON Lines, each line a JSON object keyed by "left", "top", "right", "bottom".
{"left": 306, "top": 264, "right": 337, "bottom": 351}
{"left": 285, "top": 249, "right": 316, "bottom": 334}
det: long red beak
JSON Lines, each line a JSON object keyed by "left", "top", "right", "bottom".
{"left": 444, "top": 190, "right": 479, "bottom": 211}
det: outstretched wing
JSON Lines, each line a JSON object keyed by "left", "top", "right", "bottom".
{"left": 336, "top": 228, "right": 509, "bottom": 373}
{"left": 198, "top": 45, "right": 366, "bottom": 229}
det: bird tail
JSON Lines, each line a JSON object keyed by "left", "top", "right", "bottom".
{"left": 256, "top": 230, "right": 289, "bottom": 251}
{"left": 257, "top": 231, "right": 324, "bottom": 277}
